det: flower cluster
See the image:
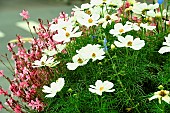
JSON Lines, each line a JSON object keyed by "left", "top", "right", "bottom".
{"left": 67, "top": 44, "right": 105, "bottom": 70}
{"left": 0, "top": 0, "right": 170, "bottom": 112}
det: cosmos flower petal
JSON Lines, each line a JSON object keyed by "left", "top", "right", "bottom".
{"left": 66, "top": 63, "right": 79, "bottom": 70}
{"left": 158, "top": 46, "right": 170, "bottom": 54}
{"left": 45, "top": 93, "right": 56, "bottom": 98}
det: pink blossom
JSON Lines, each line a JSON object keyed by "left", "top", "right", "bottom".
{"left": 0, "top": 70, "right": 4, "bottom": 77}
{"left": 28, "top": 98, "right": 44, "bottom": 111}
{"left": 20, "top": 10, "right": 30, "bottom": 20}
{"left": 14, "top": 105, "right": 21, "bottom": 113}
{"left": 0, "top": 102, "right": 3, "bottom": 111}
{"left": 0, "top": 88, "right": 8, "bottom": 96}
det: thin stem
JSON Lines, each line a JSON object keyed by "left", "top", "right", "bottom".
{"left": 0, "top": 59, "right": 14, "bottom": 73}
{"left": 107, "top": 52, "right": 140, "bottom": 113}
{"left": 26, "top": 20, "right": 34, "bottom": 38}
{"left": 1, "top": 54, "right": 14, "bottom": 71}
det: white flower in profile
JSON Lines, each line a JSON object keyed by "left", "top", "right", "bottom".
{"left": 53, "top": 26, "right": 82, "bottom": 43}
{"left": 49, "top": 18, "right": 74, "bottom": 32}
{"left": 99, "top": 13, "right": 118, "bottom": 28}
{"left": 158, "top": 34, "right": 170, "bottom": 54}
{"left": 72, "top": 3, "right": 92, "bottom": 11}
{"left": 32, "top": 55, "right": 60, "bottom": 68}
{"left": 109, "top": 23, "right": 132, "bottom": 36}
{"left": 77, "top": 44, "right": 105, "bottom": 62}
{"left": 42, "top": 47, "right": 58, "bottom": 56}
{"left": 90, "top": 0, "right": 110, "bottom": 6}
{"left": 132, "top": 3, "right": 149, "bottom": 15}
{"left": 66, "top": 54, "right": 89, "bottom": 70}
{"left": 89, "top": 80, "right": 115, "bottom": 96}
{"left": 42, "top": 78, "right": 65, "bottom": 97}
{"left": 149, "top": 90, "right": 170, "bottom": 104}
{"left": 126, "top": 21, "right": 140, "bottom": 31}
{"left": 77, "top": 13, "right": 100, "bottom": 28}
{"left": 42, "top": 44, "right": 66, "bottom": 56}
{"left": 140, "top": 23, "right": 156, "bottom": 30}
{"left": 114, "top": 35, "right": 145, "bottom": 50}
{"left": 109, "top": 0, "right": 123, "bottom": 8}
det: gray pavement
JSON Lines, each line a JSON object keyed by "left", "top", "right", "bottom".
{"left": 0, "top": 0, "right": 85, "bottom": 112}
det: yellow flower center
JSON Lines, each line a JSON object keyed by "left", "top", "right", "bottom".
{"left": 159, "top": 90, "right": 167, "bottom": 97}
{"left": 119, "top": 29, "right": 124, "bottom": 33}
{"left": 85, "top": 10, "right": 91, "bottom": 15}
{"left": 65, "top": 32, "right": 70, "bottom": 37}
{"left": 77, "top": 58, "right": 83, "bottom": 64}
{"left": 63, "top": 27, "right": 67, "bottom": 30}
{"left": 100, "top": 86, "right": 104, "bottom": 91}
{"left": 106, "top": 15, "right": 111, "bottom": 21}
{"left": 92, "top": 53, "right": 96, "bottom": 58}
{"left": 103, "top": 0, "right": 107, "bottom": 2}
{"left": 88, "top": 18, "right": 93, "bottom": 23}
{"left": 127, "top": 41, "right": 133, "bottom": 46}
{"left": 41, "top": 61, "right": 45, "bottom": 65}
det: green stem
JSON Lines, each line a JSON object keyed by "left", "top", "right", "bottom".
{"left": 107, "top": 52, "right": 140, "bottom": 113}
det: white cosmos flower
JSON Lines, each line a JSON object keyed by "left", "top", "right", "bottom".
{"left": 66, "top": 54, "right": 89, "bottom": 70}
{"left": 53, "top": 26, "right": 82, "bottom": 43}
{"left": 90, "top": 0, "right": 110, "bottom": 6}
{"left": 114, "top": 35, "right": 145, "bottom": 50}
{"left": 158, "top": 34, "right": 170, "bottom": 54}
{"left": 42, "top": 78, "right": 65, "bottom": 98}
{"left": 126, "top": 21, "right": 140, "bottom": 31}
{"left": 109, "top": 23, "right": 132, "bottom": 36}
{"left": 99, "top": 13, "right": 118, "bottom": 28}
{"left": 42, "top": 48, "right": 58, "bottom": 56}
{"left": 32, "top": 55, "right": 60, "bottom": 68}
{"left": 77, "top": 44, "right": 105, "bottom": 62}
{"left": 42, "top": 44, "right": 66, "bottom": 56}
{"left": 49, "top": 18, "right": 74, "bottom": 32}
{"left": 89, "top": 80, "right": 115, "bottom": 96}
{"left": 77, "top": 13, "right": 100, "bottom": 28}
{"left": 149, "top": 90, "right": 170, "bottom": 104}
{"left": 140, "top": 23, "right": 156, "bottom": 30}
{"left": 109, "top": 0, "right": 123, "bottom": 8}
{"left": 132, "top": 3, "right": 148, "bottom": 15}
{"left": 72, "top": 3, "right": 92, "bottom": 11}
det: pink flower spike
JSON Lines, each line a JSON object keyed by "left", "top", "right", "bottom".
{"left": 0, "top": 70, "right": 4, "bottom": 77}
{"left": 0, "top": 102, "right": 3, "bottom": 111}
{"left": 20, "top": 10, "right": 30, "bottom": 20}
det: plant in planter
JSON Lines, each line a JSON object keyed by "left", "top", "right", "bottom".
{"left": 0, "top": 0, "right": 170, "bottom": 113}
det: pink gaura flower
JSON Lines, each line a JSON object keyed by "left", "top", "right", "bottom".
{"left": 0, "top": 102, "right": 3, "bottom": 111}
{"left": 20, "top": 10, "right": 30, "bottom": 20}
{"left": 14, "top": 105, "right": 21, "bottom": 113}
{"left": 0, "top": 70, "right": 4, "bottom": 77}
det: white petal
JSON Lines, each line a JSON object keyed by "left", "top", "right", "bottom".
{"left": 90, "top": 85, "right": 96, "bottom": 89}
{"left": 42, "top": 86, "right": 52, "bottom": 93}
{"left": 162, "top": 96, "right": 170, "bottom": 104}
{"left": 118, "top": 36, "right": 126, "bottom": 43}
{"left": 45, "top": 93, "right": 56, "bottom": 98}
{"left": 158, "top": 46, "right": 170, "bottom": 54}
{"left": 105, "top": 89, "right": 115, "bottom": 92}
{"left": 149, "top": 95, "right": 158, "bottom": 101}
{"left": 114, "top": 41, "right": 125, "bottom": 47}
{"left": 95, "top": 80, "right": 103, "bottom": 89}
{"left": 95, "top": 90, "right": 102, "bottom": 96}
{"left": 89, "top": 88, "right": 97, "bottom": 93}
{"left": 103, "top": 81, "right": 114, "bottom": 90}
{"left": 41, "top": 55, "right": 47, "bottom": 62}
{"left": 66, "top": 63, "right": 78, "bottom": 70}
